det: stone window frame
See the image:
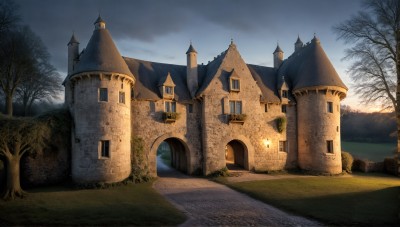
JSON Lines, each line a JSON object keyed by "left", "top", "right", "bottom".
{"left": 282, "top": 90, "right": 288, "bottom": 98}
{"left": 99, "top": 88, "right": 108, "bottom": 102}
{"left": 229, "top": 100, "right": 242, "bottom": 114}
{"left": 327, "top": 101, "right": 333, "bottom": 113}
{"left": 279, "top": 140, "right": 287, "bottom": 152}
{"left": 119, "top": 91, "right": 125, "bottom": 104}
{"left": 326, "top": 140, "right": 334, "bottom": 153}
{"left": 99, "top": 140, "right": 110, "bottom": 158}
{"left": 230, "top": 78, "right": 241, "bottom": 92}
{"left": 164, "top": 100, "right": 176, "bottom": 113}
{"left": 164, "top": 86, "right": 174, "bottom": 95}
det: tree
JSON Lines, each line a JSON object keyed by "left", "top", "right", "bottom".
{"left": 0, "top": 0, "right": 19, "bottom": 35}
{"left": 334, "top": 0, "right": 400, "bottom": 162}
{"left": 0, "top": 109, "right": 71, "bottom": 200}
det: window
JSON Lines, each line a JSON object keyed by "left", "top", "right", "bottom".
{"left": 100, "top": 140, "right": 110, "bottom": 158}
{"left": 188, "top": 104, "right": 193, "bottom": 113}
{"left": 165, "top": 101, "right": 176, "bottom": 112}
{"left": 279, "top": 141, "right": 287, "bottom": 152}
{"left": 264, "top": 104, "right": 268, "bottom": 112}
{"left": 327, "top": 140, "right": 334, "bottom": 153}
{"left": 282, "top": 90, "right": 288, "bottom": 98}
{"left": 121, "top": 83, "right": 124, "bottom": 89}
{"left": 281, "top": 104, "right": 287, "bottom": 113}
{"left": 99, "top": 88, "right": 108, "bottom": 102}
{"left": 131, "top": 88, "right": 135, "bottom": 99}
{"left": 119, "top": 91, "right": 125, "bottom": 104}
{"left": 150, "top": 101, "right": 155, "bottom": 113}
{"left": 327, "top": 102, "right": 333, "bottom": 113}
{"left": 230, "top": 78, "right": 240, "bottom": 91}
{"left": 229, "top": 100, "right": 242, "bottom": 114}
{"left": 165, "top": 86, "right": 174, "bottom": 95}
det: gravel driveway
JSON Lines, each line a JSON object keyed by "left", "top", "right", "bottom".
{"left": 153, "top": 158, "right": 322, "bottom": 226}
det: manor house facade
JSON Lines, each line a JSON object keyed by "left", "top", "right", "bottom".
{"left": 63, "top": 16, "right": 347, "bottom": 183}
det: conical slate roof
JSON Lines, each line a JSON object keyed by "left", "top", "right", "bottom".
{"left": 73, "top": 19, "right": 133, "bottom": 77}
{"left": 186, "top": 43, "right": 197, "bottom": 54}
{"left": 273, "top": 44, "right": 283, "bottom": 53}
{"left": 68, "top": 33, "right": 79, "bottom": 45}
{"left": 279, "top": 38, "right": 347, "bottom": 91}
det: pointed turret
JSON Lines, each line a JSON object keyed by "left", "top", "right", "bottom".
{"left": 94, "top": 15, "right": 106, "bottom": 30}
{"left": 67, "top": 33, "right": 79, "bottom": 75}
{"left": 295, "top": 35, "right": 303, "bottom": 52}
{"left": 186, "top": 42, "right": 198, "bottom": 98}
{"left": 273, "top": 43, "right": 284, "bottom": 69}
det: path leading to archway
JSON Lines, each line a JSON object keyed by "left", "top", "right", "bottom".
{"left": 153, "top": 158, "right": 322, "bottom": 226}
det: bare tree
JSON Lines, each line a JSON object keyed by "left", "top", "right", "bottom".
{"left": 0, "top": 0, "right": 19, "bottom": 34}
{"left": 334, "top": 0, "right": 400, "bottom": 163}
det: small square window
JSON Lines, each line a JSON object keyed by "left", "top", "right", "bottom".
{"left": 281, "top": 104, "right": 287, "bottom": 113}
{"left": 230, "top": 79, "right": 240, "bottom": 91}
{"left": 327, "top": 102, "right": 333, "bottom": 113}
{"left": 279, "top": 141, "right": 287, "bottom": 152}
{"left": 188, "top": 104, "right": 193, "bottom": 113}
{"left": 99, "top": 88, "right": 108, "bottom": 102}
{"left": 282, "top": 90, "right": 288, "bottom": 98}
{"left": 100, "top": 140, "right": 110, "bottom": 158}
{"left": 165, "top": 86, "right": 174, "bottom": 95}
{"left": 119, "top": 91, "right": 125, "bottom": 104}
{"left": 327, "top": 140, "right": 334, "bottom": 153}
{"left": 229, "top": 100, "right": 242, "bottom": 114}
{"left": 165, "top": 101, "right": 176, "bottom": 113}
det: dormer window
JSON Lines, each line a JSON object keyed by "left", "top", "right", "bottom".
{"left": 165, "top": 86, "right": 174, "bottom": 95}
{"left": 282, "top": 90, "right": 288, "bottom": 98}
{"left": 230, "top": 78, "right": 240, "bottom": 91}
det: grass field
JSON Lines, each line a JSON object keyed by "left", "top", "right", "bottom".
{"left": 341, "top": 141, "right": 396, "bottom": 161}
{"left": 0, "top": 181, "right": 186, "bottom": 226}
{"left": 221, "top": 173, "right": 400, "bottom": 226}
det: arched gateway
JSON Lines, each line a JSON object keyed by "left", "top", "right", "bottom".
{"left": 225, "top": 140, "right": 248, "bottom": 170}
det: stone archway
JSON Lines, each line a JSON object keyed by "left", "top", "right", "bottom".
{"left": 157, "top": 138, "right": 188, "bottom": 173}
{"left": 225, "top": 140, "right": 247, "bottom": 170}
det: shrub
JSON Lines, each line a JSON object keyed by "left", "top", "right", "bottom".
{"left": 207, "top": 167, "right": 230, "bottom": 178}
{"left": 228, "top": 114, "right": 247, "bottom": 122}
{"left": 341, "top": 151, "right": 354, "bottom": 173}
{"left": 276, "top": 117, "right": 287, "bottom": 133}
{"left": 353, "top": 159, "right": 383, "bottom": 173}
{"left": 384, "top": 157, "right": 397, "bottom": 175}
{"left": 130, "top": 136, "right": 152, "bottom": 183}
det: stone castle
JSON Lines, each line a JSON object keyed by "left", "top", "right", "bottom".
{"left": 63, "top": 16, "right": 347, "bottom": 184}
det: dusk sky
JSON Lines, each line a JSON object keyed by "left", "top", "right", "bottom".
{"left": 15, "top": 0, "right": 368, "bottom": 111}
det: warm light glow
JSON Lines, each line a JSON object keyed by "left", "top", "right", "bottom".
{"left": 263, "top": 139, "right": 271, "bottom": 148}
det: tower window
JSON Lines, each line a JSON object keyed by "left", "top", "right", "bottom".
{"left": 165, "top": 86, "right": 174, "bottom": 95}
{"left": 281, "top": 104, "right": 287, "bottom": 113}
{"left": 327, "top": 140, "right": 334, "bottom": 153}
{"left": 264, "top": 104, "right": 268, "bottom": 112}
{"left": 165, "top": 101, "right": 176, "bottom": 112}
{"left": 279, "top": 141, "right": 287, "bottom": 152}
{"left": 282, "top": 90, "right": 288, "bottom": 98}
{"left": 230, "top": 78, "right": 240, "bottom": 91}
{"left": 119, "top": 91, "right": 125, "bottom": 104}
{"left": 327, "top": 102, "right": 333, "bottom": 113}
{"left": 100, "top": 140, "right": 110, "bottom": 158}
{"left": 229, "top": 100, "right": 242, "bottom": 114}
{"left": 99, "top": 88, "right": 108, "bottom": 102}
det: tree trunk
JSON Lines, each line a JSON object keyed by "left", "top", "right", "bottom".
{"left": 3, "top": 155, "right": 24, "bottom": 200}
{"left": 5, "top": 93, "right": 13, "bottom": 116}
{"left": 396, "top": 30, "right": 400, "bottom": 176}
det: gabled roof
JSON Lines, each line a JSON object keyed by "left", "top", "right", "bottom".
{"left": 247, "top": 65, "right": 280, "bottom": 103}
{"left": 72, "top": 20, "right": 133, "bottom": 77}
{"left": 278, "top": 37, "right": 347, "bottom": 91}
{"left": 124, "top": 57, "right": 192, "bottom": 101}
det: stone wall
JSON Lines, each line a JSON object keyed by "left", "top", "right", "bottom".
{"left": 70, "top": 73, "right": 132, "bottom": 183}
{"left": 131, "top": 99, "right": 202, "bottom": 177}
{"left": 296, "top": 89, "right": 342, "bottom": 174}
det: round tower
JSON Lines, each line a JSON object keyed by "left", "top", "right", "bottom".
{"left": 186, "top": 42, "right": 198, "bottom": 98}
{"left": 292, "top": 36, "right": 347, "bottom": 174}
{"left": 68, "top": 16, "right": 135, "bottom": 184}
{"left": 273, "top": 43, "right": 284, "bottom": 68}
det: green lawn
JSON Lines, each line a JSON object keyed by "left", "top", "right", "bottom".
{"left": 0, "top": 182, "right": 186, "bottom": 226}
{"left": 342, "top": 141, "right": 396, "bottom": 161}
{"left": 221, "top": 173, "right": 400, "bottom": 226}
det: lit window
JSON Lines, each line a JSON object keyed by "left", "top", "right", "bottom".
{"left": 99, "top": 88, "right": 108, "bottom": 102}
{"left": 282, "top": 90, "right": 288, "bottom": 98}
{"left": 165, "top": 101, "right": 176, "bottom": 112}
{"left": 100, "top": 140, "right": 110, "bottom": 158}
{"left": 229, "top": 100, "right": 242, "bottom": 114}
{"left": 327, "top": 140, "right": 334, "bottom": 153}
{"left": 279, "top": 141, "right": 287, "bottom": 152}
{"left": 230, "top": 79, "right": 240, "bottom": 91}
{"left": 119, "top": 91, "right": 125, "bottom": 104}
{"left": 165, "top": 86, "right": 174, "bottom": 95}
{"left": 327, "top": 102, "right": 333, "bottom": 113}
{"left": 281, "top": 104, "right": 287, "bottom": 113}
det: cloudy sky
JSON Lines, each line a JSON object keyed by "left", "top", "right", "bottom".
{"left": 15, "top": 0, "right": 369, "bottom": 111}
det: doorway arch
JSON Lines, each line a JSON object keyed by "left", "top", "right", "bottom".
{"left": 225, "top": 140, "right": 247, "bottom": 170}
{"left": 157, "top": 138, "right": 188, "bottom": 173}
